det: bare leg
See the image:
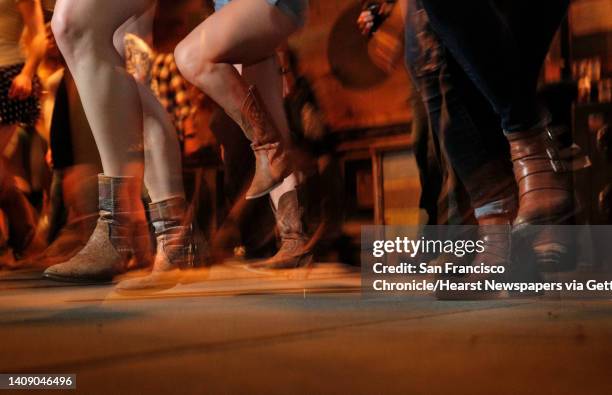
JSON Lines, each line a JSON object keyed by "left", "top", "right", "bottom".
{"left": 139, "top": 84, "right": 185, "bottom": 202}
{"left": 175, "top": 0, "right": 301, "bottom": 198}
{"left": 51, "top": 0, "right": 155, "bottom": 178}
{"left": 175, "top": 0, "right": 298, "bottom": 131}
{"left": 113, "top": 7, "right": 185, "bottom": 203}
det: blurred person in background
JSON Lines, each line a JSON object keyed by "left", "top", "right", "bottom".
{"left": 360, "top": 0, "right": 582, "bottom": 297}
{"left": 0, "top": 0, "right": 47, "bottom": 266}
{"left": 359, "top": 0, "right": 521, "bottom": 299}
{"left": 418, "top": 0, "right": 578, "bottom": 234}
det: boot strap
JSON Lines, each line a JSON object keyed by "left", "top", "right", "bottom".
{"left": 514, "top": 158, "right": 561, "bottom": 179}
{"left": 148, "top": 198, "right": 199, "bottom": 269}
{"left": 511, "top": 129, "right": 591, "bottom": 173}
{"left": 149, "top": 197, "right": 187, "bottom": 224}
{"left": 158, "top": 226, "right": 196, "bottom": 269}
{"left": 519, "top": 170, "right": 572, "bottom": 197}
{"left": 98, "top": 174, "right": 142, "bottom": 214}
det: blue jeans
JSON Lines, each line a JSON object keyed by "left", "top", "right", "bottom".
{"left": 420, "top": 0, "right": 570, "bottom": 132}
{"left": 214, "top": 0, "right": 229, "bottom": 10}
{"left": 404, "top": 0, "right": 516, "bottom": 218}
{"left": 214, "top": 0, "right": 307, "bottom": 25}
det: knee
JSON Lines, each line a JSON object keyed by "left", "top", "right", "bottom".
{"left": 175, "top": 39, "right": 203, "bottom": 84}
{"left": 51, "top": 7, "right": 88, "bottom": 53}
{"left": 174, "top": 38, "right": 218, "bottom": 88}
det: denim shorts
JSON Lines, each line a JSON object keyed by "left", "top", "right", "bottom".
{"left": 214, "top": 0, "right": 307, "bottom": 26}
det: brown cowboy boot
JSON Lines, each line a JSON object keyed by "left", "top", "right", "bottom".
{"left": 507, "top": 128, "right": 576, "bottom": 233}
{"left": 43, "top": 175, "right": 152, "bottom": 283}
{"left": 249, "top": 189, "right": 313, "bottom": 270}
{"left": 115, "top": 197, "right": 208, "bottom": 293}
{"left": 238, "top": 86, "right": 292, "bottom": 199}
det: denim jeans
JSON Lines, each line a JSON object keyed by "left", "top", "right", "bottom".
{"left": 404, "top": 0, "right": 516, "bottom": 218}
{"left": 420, "top": 0, "right": 570, "bottom": 132}
{"left": 214, "top": 0, "right": 307, "bottom": 25}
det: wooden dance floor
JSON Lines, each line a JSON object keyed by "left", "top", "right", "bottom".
{"left": 1, "top": 263, "right": 611, "bottom": 394}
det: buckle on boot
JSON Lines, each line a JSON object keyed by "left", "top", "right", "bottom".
{"left": 546, "top": 148, "right": 567, "bottom": 172}
{"left": 547, "top": 147, "right": 592, "bottom": 173}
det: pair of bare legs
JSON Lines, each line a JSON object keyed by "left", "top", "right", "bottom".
{"left": 51, "top": 0, "right": 184, "bottom": 203}
{"left": 53, "top": 0, "right": 295, "bottom": 207}
{"left": 44, "top": 0, "right": 195, "bottom": 288}
{"left": 174, "top": 0, "right": 301, "bottom": 211}
{"left": 51, "top": 0, "right": 303, "bottom": 279}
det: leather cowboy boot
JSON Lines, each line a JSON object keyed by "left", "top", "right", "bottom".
{"left": 435, "top": 215, "right": 512, "bottom": 300}
{"left": 507, "top": 127, "right": 576, "bottom": 233}
{"left": 43, "top": 175, "right": 152, "bottom": 283}
{"left": 531, "top": 226, "right": 575, "bottom": 273}
{"left": 249, "top": 189, "right": 313, "bottom": 270}
{"left": 115, "top": 197, "right": 208, "bottom": 293}
{"left": 238, "top": 86, "right": 292, "bottom": 200}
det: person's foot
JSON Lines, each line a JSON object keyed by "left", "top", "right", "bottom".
{"left": 43, "top": 175, "right": 152, "bottom": 283}
{"left": 43, "top": 219, "right": 125, "bottom": 283}
{"left": 115, "top": 198, "right": 208, "bottom": 294}
{"left": 531, "top": 226, "right": 575, "bottom": 273}
{"left": 507, "top": 128, "right": 577, "bottom": 234}
{"left": 435, "top": 215, "right": 512, "bottom": 300}
{"left": 248, "top": 190, "right": 313, "bottom": 270}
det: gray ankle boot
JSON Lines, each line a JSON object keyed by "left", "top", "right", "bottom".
{"left": 249, "top": 190, "right": 313, "bottom": 270}
{"left": 43, "top": 175, "right": 152, "bottom": 283}
{"left": 115, "top": 197, "right": 208, "bottom": 293}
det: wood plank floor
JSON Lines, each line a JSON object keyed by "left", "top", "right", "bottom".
{"left": 1, "top": 263, "right": 611, "bottom": 394}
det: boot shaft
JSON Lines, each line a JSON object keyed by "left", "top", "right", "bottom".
{"left": 239, "top": 86, "right": 293, "bottom": 199}
{"left": 275, "top": 189, "right": 307, "bottom": 242}
{"left": 240, "top": 85, "right": 282, "bottom": 146}
{"left": 97, "top": 174, "right": 151, "bottom": 263}
{"left": 506, "top": 128, "right": 576, "bottom": 228}
{"left": 149, "top": 197, "right": 200, "bottom": 270}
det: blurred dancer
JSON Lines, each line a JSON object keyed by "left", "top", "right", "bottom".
{"left": 360, "top": 0, "right": 516, "bottom": 295}
{"left": 45, "top": 1, "right": 205, "bottom": 291}
{"left": 0, "top": 0, "right": 47, "bottom": 263}
{"left": 419, "top": 0, "right": 575, "bottom": 234}
{"left": 175, "top": 0, "right": 313, "bottom": 269}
